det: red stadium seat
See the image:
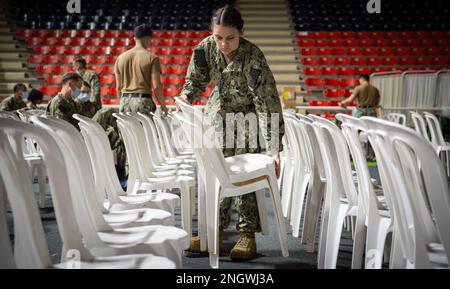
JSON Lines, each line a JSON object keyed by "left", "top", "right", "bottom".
{"left": 390, "top": 39, "right": 404, "bottom": 47}
{"left": 321, "top": 67, "right": 338, "bottom": 75}
{"left": 340, "top": 78, "right": 358, "bottom": 88}
{"left": 419, "top": 39, "right": 435, "bottom": 47}
{"left": 45, "top": 75, "right": 63, "bottom": 84}
{"left": 163, "top": 87, "right": 179, "bottom": 97}
{"left": 304, "top": 78, "right": 322, "bottom": 87}
{"left": 355, "top": 67, "right": 373, "bottom": 75}
{"left": 61, "top": 65, "right": 74, "bottom": 73}
{"left": 300, "top": 48, "right": 316, "bottom": 56}
{"left": 399, "top": 57, "right": 415, "bottom": 66}
{"left": 427, "top": 48, "right": 443, "bottom": 55}
{"left": 379, "top": 48, "right": 394, "bottom": 56}
{"left": 28, "top": 55, "right": 45, "bottom": 63}
{"left": 318, "top": 57, "right": 333, "bottom": 65}
{"left": 386, "top": 32, "right": 401, "bottom": 40}
{"left": 295, "top": 32, "right": 312, "bottom": 40}
{"left": 35, "top": 65, "right": 54, "bottom": 74}
{"left": 161, "top": 31, "right": 175, "bottom": 39}
{"left": 315, "top": 40, "right": 328, "bottom": 47}
{"left": 102, "top": 66, "right": 114, "bottom": 74}
{"left": 331, "top": 48, "right": 346, "bottom": 56}
{"left": 405, "top": 39, "right": 419, "bottom": 47}
{"left": 173, "top": 39, "right": 188, "bottom": 46}
{"left": 432, "top": 57, "right": 449, "bottom": 65}
{"left": 310, "top": 32, "right": 326, "bottom": 39}
{"left": 159, "top": 39, "right": 173, "bottom": 46}
{"left": 303, "top": 67, "right": 321, "bottom": 76}
{"left": 394, "top": 48, "right": 411, "bottom": 56}
{"left": 359, "top": 39, "right": 374, "bottom": 47}
{"left": 317, "top": 48, "right": 331, "bottom": 56}
{"left": 367, "top": 58, "right": 381, "bottom": 66}
{"left": 169, "top": 56, "right": 188, "bottom": 65}
{"left": 164, "top": 76, "right": 182, "bottom": 86}
{"left": 159, "top": 56, "right": 170, "bottom": 65}
{"left": 328, "top": 39, "right": 344, "bottom": 47}
{"left": 40, "top": 86, "right": 60, "bottom": 96}
{"left": 416, "top": 57, "right": 432, "bottom": 65}
{"left": 344, "top": 39, "right": 359, "bottom": 47}
{"left": 171, "top": 47, "right": 187, "bottom": 55}
{"left": 364, "top": 48, "right": 378, "bottom": 56}
{"left": 350, "top": 58, "right": 366, "bottom": 66}
{"left": 189, "top": 31, "right": 210, "bottom": 39}
{"left": 167, "top": 66, "right": 184, "bottom": 75}
{"left": 157, "top": 47, "right": 171, "bottom": 55}
{"left": 100, "top": 75, "right": 115, "bottom": 85}
{"left": 174, "top": 31, "right": 189, "bottom": 39}
{"left": 323, "top": 89, "right": 344, "bottom": 98}
{"left": 186, "top": 39, "right": 201, "bottom": 47}
{"left": 297, "top": 39, "right": 315, "bottom": 47}
{"left": 322, "top": 78, "right": 340, "bottom": 86}
{"left": 347, "top": 48, "right": 362, "bottom": 56}
{"left": 338, "top": 67, "right": 356, "bottom": 76}
{"left": 324, "top": 32, "right": 341, "bottom": 39}
{"left": 334, "top": 57, "right": 349, "bottom": 66}
{"left": 300, "top": 57, "right": 317, "bottom": 65}
{"left": 341, "top": 32, "right": 355, "bottom": 39}
{"left": 374, "top": 39, "right": 389, "bottom": 47}
{"left": 382, "top": 57, "right": 398, "bottom": 66}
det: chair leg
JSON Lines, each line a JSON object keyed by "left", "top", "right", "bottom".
{"left": 197, "top": 176, "right": 207, "bottom": 252}
{"left": 324, "top": 204, "right": 348, "bottom": 269}
{"left": 268, "top": 176, "right": 289, "bottom": 257}
{"left": 365, "top": 219, "right": 391, "bottom": 269}
{"left": 302, "top": 181, "right": 324, "bottom": 252}
{"left": 281, "top": 162, "right": 294, "bottom": 219}
{"left": 291, "top": 173, "right": 310, "bottom": 238}
{"left": 351, "top": 215, "right": 366, "bottom": 269}
{"left": 317, "top": 185, "right": 331, "bottom": 269}
{"left": 179, "top": 182, "right": 192, "bottom": 241}
{"left": 389, "top": 230, "right": 406, "bottom": 269}
{"left": 255, "top": 189, "right": 270, "bottom": 235}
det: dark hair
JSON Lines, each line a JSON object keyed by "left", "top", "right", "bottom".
{"left": 359, "top": 74, "right": 370, "bottom": 82}
{"left": 134, "top": 24, "right": 152, "bottom": 39}
{"left": 62, "top": 72, "right": 83, "bottom": 84}
{"left": 13, "top": 83, "right": 27, "bottom": 93}
{"left": 27, "top": 88, "right": 44, "bottom": 102}
{"left": 211, "top": 5, "right": 244, "bottom": 30}
{"left": 82, "top": 81, "right": 91, "bottom": 89}
{"left": 74, "top": 58, "right": 87, "bottom": 68}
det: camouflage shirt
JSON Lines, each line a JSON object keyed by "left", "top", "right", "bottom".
{"left": 181, "top": 36, "right": 285, "bottom": 154}
{"left": 82, "top": 70, "right": 102, "bottom": 111}
{"left": 45, "top": 93, "right": 80, "bottom": 129}
{"left": 0, "top": 95, "right": 26, "bottom": 111}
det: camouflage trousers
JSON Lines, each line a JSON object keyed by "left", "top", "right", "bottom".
{"left": 218, "top": 112, "right": 262, "bottom": 233}
{"left": 352, "top": 106, "right": 377, "bottom": 161}
{"left": 119, "top": 96, "right": 156, "bottom": 116}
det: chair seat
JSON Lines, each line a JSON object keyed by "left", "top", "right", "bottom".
{"left": 428, "top": 242, "right": 449, "bottom": 268}
{"left": 103, "top": 207, "right": 173, "bottom": 228}
{"left": 226, "top": 154, "right": 275, "bottom": 184}
{"left": 54, "top": 254, "right": 176, "bottom": 269}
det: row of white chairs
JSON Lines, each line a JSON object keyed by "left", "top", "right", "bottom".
{"left": 280, "top": 111, "right": 450, "bottom": 269}
{"left": 0, "top": 110, "right": 195, "bottom": 268}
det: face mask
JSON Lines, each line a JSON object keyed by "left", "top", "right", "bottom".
{"left": 21, "top": 91, "right": 29, "bottom": 101}
{"left": 77, "top": 92, "right": 90, "bottom": 103}
{"left": 71, "top": 87, "right": 81, "bottom": 98}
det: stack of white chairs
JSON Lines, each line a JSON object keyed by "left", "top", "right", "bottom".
{"left": 174, "top": 97, "right": 288, "bottom": 268}
{"left": 112, "top": 113, "right": 196, "bottom": 240}
{"left": 423, "top": 112, "right": 450, "bottom": 176}
{"left": 410, "top": 111, "right": 430, "bottom": 142}
{"left": 0, "top": 118, "right": 178, "bottom": 268}
{"left": 383, "top": 112, "right": 406, "bottom": 125}
{"left": 361, "top": 117, "right": 450, "bottom": 268}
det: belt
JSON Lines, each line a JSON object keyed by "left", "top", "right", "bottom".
{"left": 122, "top": 93, "right": 152, "bottom": 98}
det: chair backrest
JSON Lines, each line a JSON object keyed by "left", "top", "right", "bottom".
{"left": 31, "top": 116, "right": 111, "bottom": 243}
{"left": 0, "top": 111, "right": 20, "bottom": 120}
{"left": 423, "top": 112, "right": 446, "bottom": 150}
{"left": 336, "top": 113, "right": 386, "bottom": 218}
{"left": 410, "top": 111, "right": 430, "bottom": 142}
{"left": 73, "top": 114, "right": 122, "bottom": 204}
{"left": 383, "top": 112, "right": 406, "bottom": 125}
{"left": 0, "top": 118, "right": 94, "bottom": 268}
{"left": 362, "top": 116, "right": 450, "bottom": 267}
{"left": 136, "top": 112, "right": 166, "bottom": 165}
{"left": 151, "top": 112, "right": 179, "bottom": 159}
{"left": 311, "top": 116, "right": 359, "bottom": 207}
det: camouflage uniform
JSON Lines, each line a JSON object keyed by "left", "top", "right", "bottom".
{"left": 82, "top": 70, "right": 102, "bottom": 112}
{"left": 92, "top": 107, "right": 126, "bottom": 167}
{"left": 45, "top": 93, "right": 80, "bottom": 129}
{"left": 181, "top": 36, "right": 285, "bottom": 233}
{"left": 75, "top": 100, "right": 98, "bottom": 118}
{"left": 0, "top": 95, "right": 26, "bottom": 111}
{"left": 119, "top": 97, "right": 156, "bottom": 116}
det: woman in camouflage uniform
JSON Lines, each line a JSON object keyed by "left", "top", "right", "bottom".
{"left": 180, "top": 5, "right": 285, "bottom": 260}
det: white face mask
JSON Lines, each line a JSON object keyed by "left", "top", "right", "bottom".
{"left": 76, "top": 70, "right": 83, "bottom": 76}
{"left": 21, "top": 91, "right": 29, "bottom": 101}
{"left": 77, "top": 92, "right": 90, "bottom": 103}
{"left": 71, "top": 87, "right": 81, "bottom": 98}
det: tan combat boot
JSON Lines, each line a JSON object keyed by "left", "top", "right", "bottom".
{"left": 230, "top": 232, "right": 257, "bottom": 260}
{"left": 187, "top": 233, "right": 224, "bottom": 253}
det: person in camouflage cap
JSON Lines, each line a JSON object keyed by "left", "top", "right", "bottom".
{"left": 74, "top": 81, "right": 98, "bottom": 118}
{"left": 180, "top": 5, "right": 285, "bottom": 260}
{"left": 73, "top": 58, "right": 102, "bottom": 113}
{"left": 46, "top": 72, "right": 83, "bottom": 129}
{"left": 0, "top": 83, "right": 27, "bottom": 111}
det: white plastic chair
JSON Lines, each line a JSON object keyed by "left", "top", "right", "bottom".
{"left": 423, "top": 112, "right": 450, "bottom": 176}
{"left": 175, "top": 99, "right": 288, "bottom": 268}
{"left": 336, "top": 113, "right": 392, "bottom": 269}
{"left": 113, "top": 113, "right": 195, "bottom": 241}
{"left": 410, "top": 111, "right": 430, "bottom": 142}
{"left": 383, "top": 113, "right": 406, "bottom": 125}
{"left": 361, "top": 117, "right": 450, "bottom": 268}
{"left": 280, "top": 113, "right": 296, "bottom": 220}
{"left": 0, "top": 118, "right": 176, "bottom": 269}
{"left": 310, "top": 115, "right": 359, "bottom": 269}
{"left": 31, "top": 116, "right": 189, "bottom": 268}
{"left": 73, "top": 113, "right": 176, "bottom": 228}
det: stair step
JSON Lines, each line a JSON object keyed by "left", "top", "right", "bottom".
{"left": 257, "top": 45, "right": 295, "bottom": 53}
{"left": 0, "top": 71, "right": 26, "bottom": 80}
{"left": 242, "top": 16, "right": 288, "bottom": 22}
{"left": 0, "top": 27, "right": 11, "bottom": 34}
{"left": 269, "top": 63, "right": 298, "bottom": 71}
{"left": 248, "top": 38, "right": 293, "bottom": 46}
{"left": 0, "top": 35, "right": 14, "bottom": 42}
{"left": 241, "top": 10, "right": 288, "bottom": 16}
{"left": 238, "top": 0, "right": 285, "bottom": 3}
{"left": 239, "top": 4, "right": 286, "bottom": 10}
{"left": 0, "top": 43, "right": 16, "bottom": 51}
{"left": 266, "top": 54, "right": 298, "bottom": 62}
{"left": 0, "top": 61, "right": 24, "bottom": 70}
{"left": 274, "top": 73, "right": 300, "bottom": 82}
{"left": 0, "top": 52, "right": 21, "bottom": 60}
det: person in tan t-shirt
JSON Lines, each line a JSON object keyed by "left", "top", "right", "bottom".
{"left": 339, "top": 74, "right": 381, "bottom": 118}
{"left": 114, "top": 24, "right": 168, "bottom": 116}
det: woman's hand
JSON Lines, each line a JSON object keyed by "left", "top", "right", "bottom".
{"left": 273, "top": 153, "right": 281, "bottom": 179}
